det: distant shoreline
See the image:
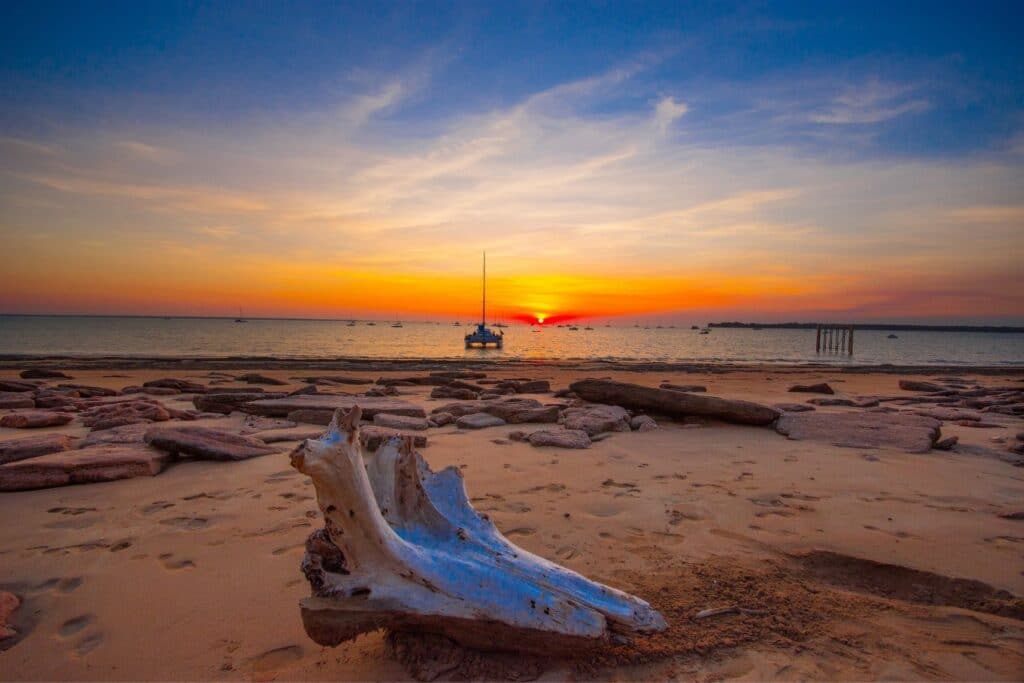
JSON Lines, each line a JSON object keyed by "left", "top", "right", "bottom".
{"left": 1, "top": 355, "right": 1022, "bottom": 375}
{"left": 709, "top": 322, "right": 1024, "bottom": 333}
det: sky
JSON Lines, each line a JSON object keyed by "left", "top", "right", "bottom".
{"left": 1, "top": 1, "right": 1022, "bottom": 324}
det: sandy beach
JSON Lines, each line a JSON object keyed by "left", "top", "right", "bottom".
{"left": 0, "top": 361, "right": 1022, "bottom": 681}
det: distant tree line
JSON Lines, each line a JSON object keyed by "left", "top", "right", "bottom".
{"left": 707, "top": 322, "right": 1024, "bottom": 333}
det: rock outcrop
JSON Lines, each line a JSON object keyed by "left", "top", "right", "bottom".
{"left": 0, "top": 434, "right": 81, "bottom": 465}
{"left": 775, "top": 412, "right": 941, "bottom": 453}
{"left": 145, "top": 427, "right": 277, "bottom": 461}
{"left": 569, "top": 379, "right": 779, "bottom": 426}
{"left": 0, "top": 445, "right": 170, "bottom": 491}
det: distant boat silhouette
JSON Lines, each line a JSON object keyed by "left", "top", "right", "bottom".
{"left": 888, "top": 334, "right": 898, "bottom": 339}
{"left": 691, "top": 325, "right": 700, "bottom": 330}
{"left": 700, "top": 327, "right": 711, "bottom": 334}
{"left": 234, "top": 306, "right": 247, "bottom": 323}
{"left": 464, "top": 252, "right": 503, "bottom": 349}
{"left": 392, "top": 322, "right": 403, "bottom": 328}
{"left": 584, "top": 326, "right": 593, "bottom": 330}
{"left": 367, "top": 322, "right": 376, "bottom": 326}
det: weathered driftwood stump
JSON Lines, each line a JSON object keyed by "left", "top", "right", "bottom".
{"left": 290, "top": 406, "right": 666, "bottom": 656}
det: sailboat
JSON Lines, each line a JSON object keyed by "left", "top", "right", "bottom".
{"left": 464, "top": 252, "right": 504, "bottom": 349}
{"left": 234, "top": 306, "right": 248, "bottom": 323}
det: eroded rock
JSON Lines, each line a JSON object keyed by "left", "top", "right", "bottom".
{"left": 373, "top": 414, "right": 430, "bottom": 431}
{"left": 0, "top": 445, "right": 170, "bottom": 491}
{"left": 527, "top": 429, "right": 591, "bottom": 449}
{"left": 569, "top": 379, "right": 779, "bottom": 426}
{"left": 788, "top": 383, "right": 834, "bottom": 394}
{"left": 0, "top": 433, "right": 81, "bottom": 465}
{"left": 455, "top": 413, "right": 506, "bottom": 429}
{"left": 0, "top": 393, "right": 35, "bottom": 410}
{"left": 563, "top": 404, "right": 630, "bottom": 436}
{"left": 0, "top": 411, "right": 74, "bottom": 429}
{"left": 145, "top": 426, "right": 277, "bottom": 461}
{"left": 776, "top": 412, "right": 941, "bottom": 453}
{"left": 20, "top": 368, "right": 71, "bottom": 379}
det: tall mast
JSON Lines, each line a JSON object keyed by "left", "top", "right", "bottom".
{"left": 481, "top": 251, "right": 486, "bottom": 326}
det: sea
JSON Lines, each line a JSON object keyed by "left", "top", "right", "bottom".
{"left": 0, "top": 316, "right": 1021, "bottom": 366}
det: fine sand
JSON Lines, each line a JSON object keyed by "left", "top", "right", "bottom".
{"left": 1, "top": 363, "right": 1023, "bottom": 681}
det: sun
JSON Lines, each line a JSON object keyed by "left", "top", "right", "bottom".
{"left": 535, "top": 315, "right": 546, "bottom": 324}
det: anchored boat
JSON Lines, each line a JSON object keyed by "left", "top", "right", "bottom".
{"left": 464, "top": 252, "right": 504, "bottom": 349}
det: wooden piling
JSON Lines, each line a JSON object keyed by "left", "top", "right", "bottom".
{"left": 815, "top": 323, "right": 855, "bottom": 355}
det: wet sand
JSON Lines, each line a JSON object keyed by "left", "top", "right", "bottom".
{"left": 1, "top": 364, "right": 1022, "bottom": 680}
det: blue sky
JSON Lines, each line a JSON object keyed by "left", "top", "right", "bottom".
{"left": 1, "top": 1, "right": 1022, "bottom": 321}
{"left": 3, "top": 1, "right": 1021, "bottom": 156}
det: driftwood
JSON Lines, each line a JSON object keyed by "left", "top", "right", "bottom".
{"left": 569, "top": 379, "right": 780, "bottom": 426}
{"left": 291, "top": 407, "right": 665, "bottom": 655}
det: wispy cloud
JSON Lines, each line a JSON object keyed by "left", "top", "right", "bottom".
{"left": 1, "top": 58, "right": 1021, "bottom": 320}
{"left": 809, "top": 79, "right": 929, "bottom": 125}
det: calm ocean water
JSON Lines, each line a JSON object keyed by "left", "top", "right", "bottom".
{"left": 0, "top": 316, "right": 1021, "bottom": 366}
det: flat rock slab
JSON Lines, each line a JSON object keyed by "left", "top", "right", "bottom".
{"left": 430, "top": 398, "right": 560, "bottom": 424}
{"left": 236, "top": 373, "right": 288, "bottom": 386}
{"left": 912, "top": 407, "right": 984, "bottom": 422}
{"left": 143, "top": 378, "right": 208, "bottom": 393}
{"left": 569, "top": 379, "right": 779, "bottom": 426}
{"left": 0, "top": 445, "right": 170, "bottom": 491}
{"left": 527, "top": 429, "right": 591, "bottom": 449}
{"left": 659, "top": 383, "right": 707, "bottom": 393}
{"left": 788, "top": 383, "right": 834, "bottom": 394}
{"left": 81, "top": 423, "right": 152, "bottom": 447}
{"left": 0, "top": 433, "right": 81, "bottom": 465}
{"left": 455, "top": 413, "right": 507, "bottom": 429}
{"left": 360, "top": 425, "right": 428, "bottom": 451}
{"left": 372, "top": 414, "right": 430, "bottom": 431}
{"left": 0, "top": 380, "right": 38, "bottom": 393}
{"left": 773, "top": 403, "right": 816, "bottom": 412}
{"left": 242, "top": 395, "right": 426, "bottom": 420}
{"left": 899, "top": 380, "right": 945, "bottom": 392}
{"left": 776, "top": 412, "right": 941, "bottom": 453}
{"left": 563, "top": 404, "right": 631, "bottom": 435}
{"left": 194, "top": 391, "right": 286, "bottom": 414}
{"left": 0, "top": 393, "right": 35, "bottom": 409}
{"left": 20, "top": 368, "right": 72, "bottom": 379}
{"left": 0, "top": 411, "right": 74, "bottom": 428}
{"left": 252, "top": 428, "right": 325, "bottom": 444}
{"left": 145, "top": 426, "right": 277, "bottom": 461}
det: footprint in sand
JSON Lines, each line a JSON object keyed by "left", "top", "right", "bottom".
{"left": 503, "top": 501, "right": 531, "bottom": 514}
{"left": 667, "top": 505, "right": 706, "bottom": 524}
{"left": 47, "top": 507, "right": 97, "bottom": 516}
{"left": 56, "top": 577, "right": 83, "bottom": 594}
{"left": 862, "top": 525, "right": 913, "bottom": 539}
{"left": 781, "top": 492, "right": 822, "bottom": 502}
{"left": 271, "top": 542, "right": 305, "bottom": 556}
{"left": 109, "top": 538, "right": 133, "bottom": 552}
{"left": 158, "top": 553, "right": 196, "bottom": 570}
{"left": 58, "top": 614, "right": 95, "bottom": 638}
{"left": 142, "top": 501, "right": 175, "bottom": 515}
{"left": 584, "top": 501, "right": 624, "bottom": 518}
{"left": 503, "top": 527, "right": 536, "bottom": 537}
{"left": 159, "top": 516, "right": 212, "bottom": 531}
{"left": 246, "top": 645, "right": 304, "bottom": 677}
{"left": 74, "top": 632, "right": 104, "bottom": 656}
{"left": 278, "top": 492, "right": 313, "bottom": 503}
{"left": 519, "top": 483, "right": 567, "bottom": 494}
{"left": 983, "top": 535, "right": 1024, "bottom": 549}
{"left": 45, "top": 516, "right": 98, "bottom": 530}
{"left": 555, "top": 545, "right": 579, "bottom": 560}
